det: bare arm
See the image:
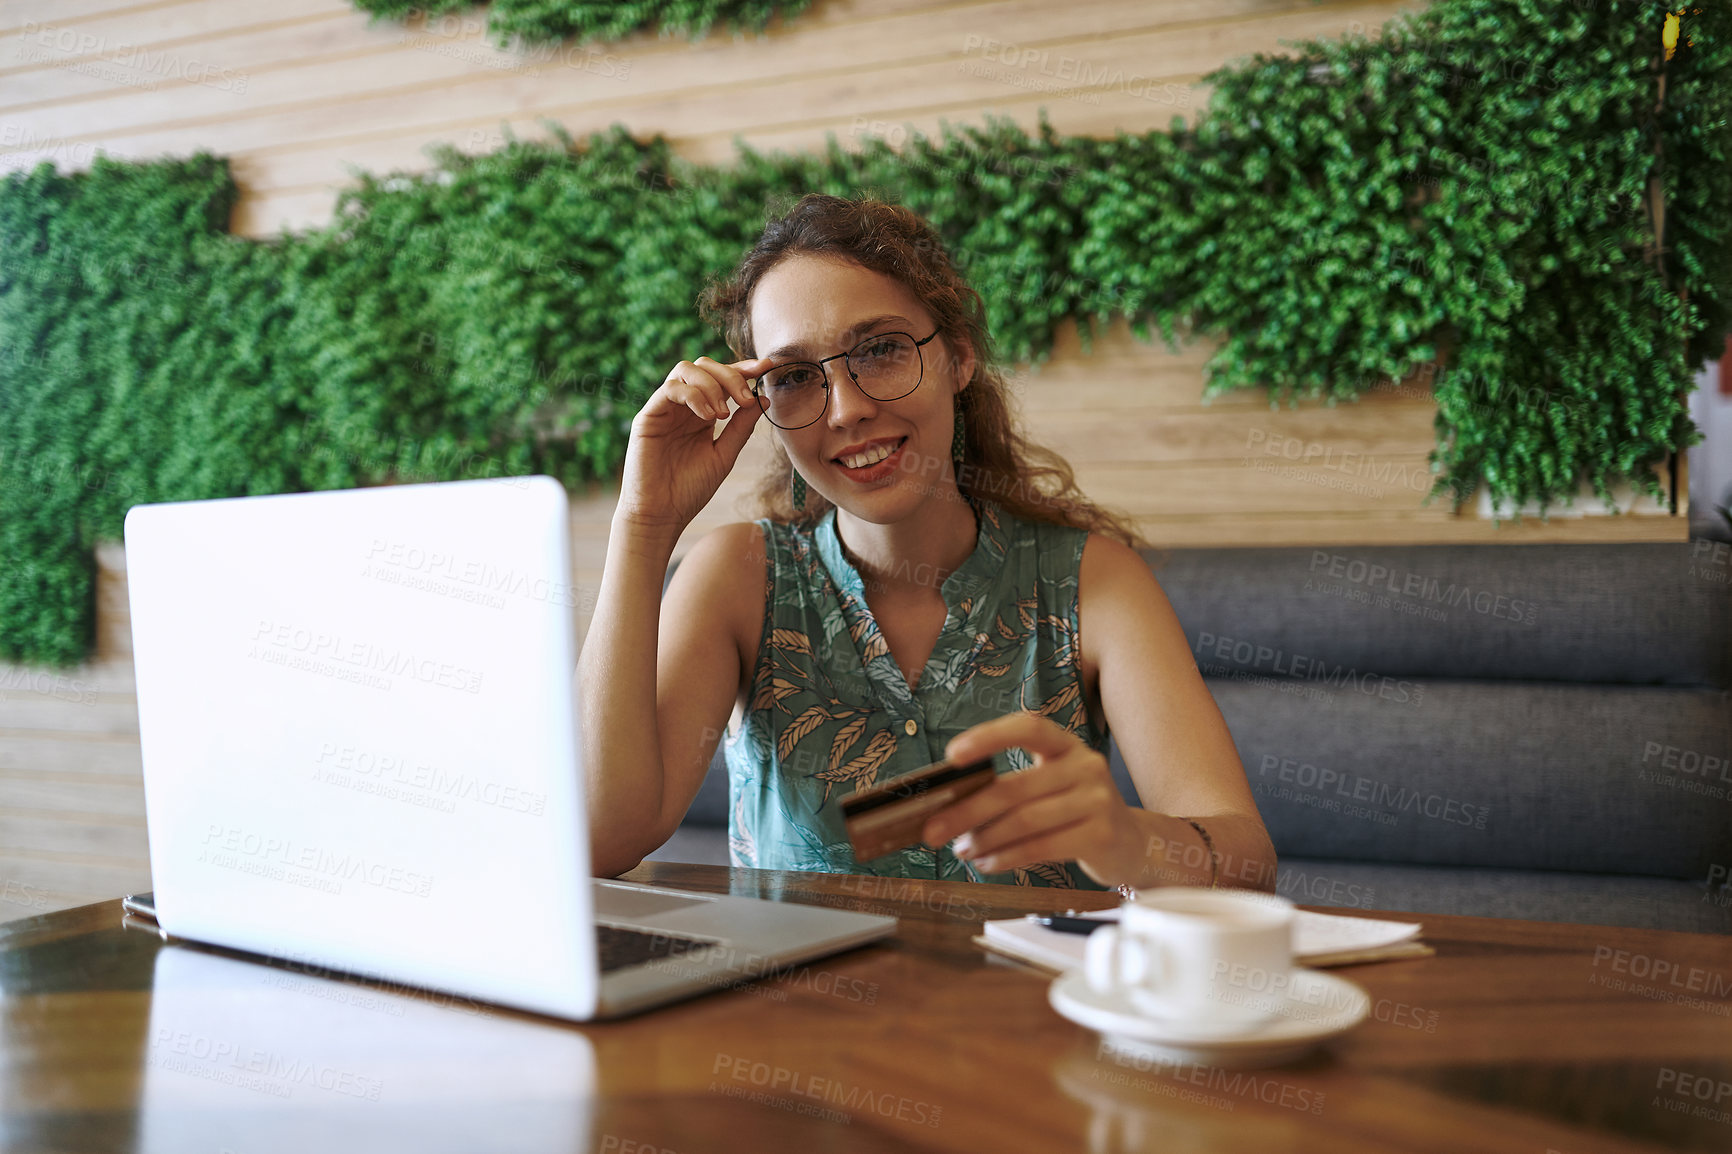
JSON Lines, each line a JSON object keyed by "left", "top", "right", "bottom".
{"left": 578, "top": 353, "right": 770, "bottom": 876}
{"left": 579, "top": 519, "right": 764, "bottom": 876}
{"left": 577, "top": 516, "right": 675, "bottom": 876}
{"left": 1083, "top": 534, "right": 1277, "bottom": 892}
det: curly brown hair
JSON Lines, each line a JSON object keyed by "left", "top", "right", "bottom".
{"left": 697, "top": 193, "right": 1145, "bottom": 549}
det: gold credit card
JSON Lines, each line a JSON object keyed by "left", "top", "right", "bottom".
{"left": 841, "top": 756, "right": 996, "bottom": 862}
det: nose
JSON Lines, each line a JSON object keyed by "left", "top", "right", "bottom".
{"left": 822, "top": 358, "right": 879, "bottom": 428}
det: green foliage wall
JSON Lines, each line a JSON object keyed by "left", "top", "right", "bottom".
{"left": 353, "top": 0, "right": 812, "bottom": 47}
{"left": 2, "top": 0, "right": 1727, "bottom": 668}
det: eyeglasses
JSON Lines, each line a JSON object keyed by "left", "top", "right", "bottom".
{"left": 752, "top": 328, "right": 941, "bottom": 430}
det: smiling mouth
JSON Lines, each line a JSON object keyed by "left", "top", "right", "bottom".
{"left": 834, "top": 437, "right": 906, "bottom": 469}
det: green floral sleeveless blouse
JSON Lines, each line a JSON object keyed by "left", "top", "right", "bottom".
{"left": 722, "top": 497, "right": 1111, "bottom": 890}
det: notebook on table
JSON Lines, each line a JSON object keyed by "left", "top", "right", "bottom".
{"left": 975, "top": 906, "right": 1431, "bottom": 973}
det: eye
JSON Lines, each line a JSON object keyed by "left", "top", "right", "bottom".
{"left": 768, "top": 365, "right": 820, "bottom": 390}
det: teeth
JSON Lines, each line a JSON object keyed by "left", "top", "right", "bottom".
{"left": 840, "top": 439, "right": 900, "bottom": 469}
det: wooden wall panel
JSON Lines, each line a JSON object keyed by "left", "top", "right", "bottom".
{"left": 0, "top": 0, "right": 1688, "bottom": 922}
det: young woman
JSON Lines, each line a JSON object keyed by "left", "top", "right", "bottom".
{"left": 579, "top": 193, "right": 1274, "bottom": 894}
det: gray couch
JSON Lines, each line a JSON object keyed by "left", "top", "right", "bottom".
{"left": 654, "top": 538, "right": 1732, "bottom": 934}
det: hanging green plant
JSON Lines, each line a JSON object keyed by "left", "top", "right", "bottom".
{"left": 350, "top": 0, "right": 814, "bottom": 48}
{"left": 1, "top": 0, "right": 1726, "bottom": 669}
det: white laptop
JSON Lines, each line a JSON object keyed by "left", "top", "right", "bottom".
{"left": 121, "top": 474, "right": 895, "bottom": 1020}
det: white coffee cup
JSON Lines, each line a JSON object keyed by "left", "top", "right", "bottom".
{"left": 1083, "top": 888, "right": 1297, "bottom": 1028}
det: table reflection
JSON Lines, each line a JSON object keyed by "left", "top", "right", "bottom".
{"left": 139, "top": 942, "right": 596, "bottom": 1153}
{"left": 1051, "top": 1041, "right": 1308, "bottom": 1154}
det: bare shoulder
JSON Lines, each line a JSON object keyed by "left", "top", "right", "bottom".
{"left": 1078, "top": 532, "right": 1185, "bottom": 672}
{"left": 662, "top": 521, "right": 768, "bottom": 667}
{"left": 677, "top": 520, "right": 766, "bottom": 577}
{"left": 1078, "top": 532, "right": 1162, "bottom": 599}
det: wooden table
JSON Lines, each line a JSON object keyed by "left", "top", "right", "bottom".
{"left": 5, "top": 863, "right": 1731, "bottom": 1153}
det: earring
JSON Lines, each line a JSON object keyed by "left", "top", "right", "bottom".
{"left": 951, "top": 406, "right": 966, "bottom": 466}
{"left": 791, "top": 469, "right": 807, "bottom": 511}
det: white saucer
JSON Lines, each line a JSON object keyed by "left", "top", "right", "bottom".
{"left": 1048, "top": 968, "right": 1369, "bottom": 1069}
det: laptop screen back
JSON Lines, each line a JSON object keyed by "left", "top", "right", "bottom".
{"left": 123, "top": 476, "right": 598, "bottom": 1019}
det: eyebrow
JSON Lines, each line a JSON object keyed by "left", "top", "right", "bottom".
{"left": 762, "top": 314, "right": 912, "bottom": 362}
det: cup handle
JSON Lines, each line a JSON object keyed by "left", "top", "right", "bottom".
{"left": 1143, "top": 937, "right": 1169, "bottom": 990}
{"left": 1085, "top": 927, "right": 1163, "bottom": 993}
{"left": 1084, "top": 925, "right": 1125, "bottom": 993}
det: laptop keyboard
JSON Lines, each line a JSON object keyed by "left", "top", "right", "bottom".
{"left": 595, "top": 923, "right": 715, "bottom": 973}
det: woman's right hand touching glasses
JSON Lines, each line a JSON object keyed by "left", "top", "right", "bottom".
{"left": 616, "top": 356, "right": 774, "bottom": 538}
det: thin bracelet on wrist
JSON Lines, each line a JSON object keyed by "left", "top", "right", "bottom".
{"left": 1181, "top": 817, "right": 1219, "bottom": 889}
{"left": 1117, "top": 816, "right": 1219, "bottom": 900}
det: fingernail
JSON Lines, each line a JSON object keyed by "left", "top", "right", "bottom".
{"left": 975, "top": 856, "right": 997, "bottom": 872}
{"left": 952, "top": 833, "right": 974, "bottom": 858}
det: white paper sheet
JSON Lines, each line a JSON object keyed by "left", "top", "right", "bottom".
{"left": 981, "top": 907, "right": 1421, "bottom": 972}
